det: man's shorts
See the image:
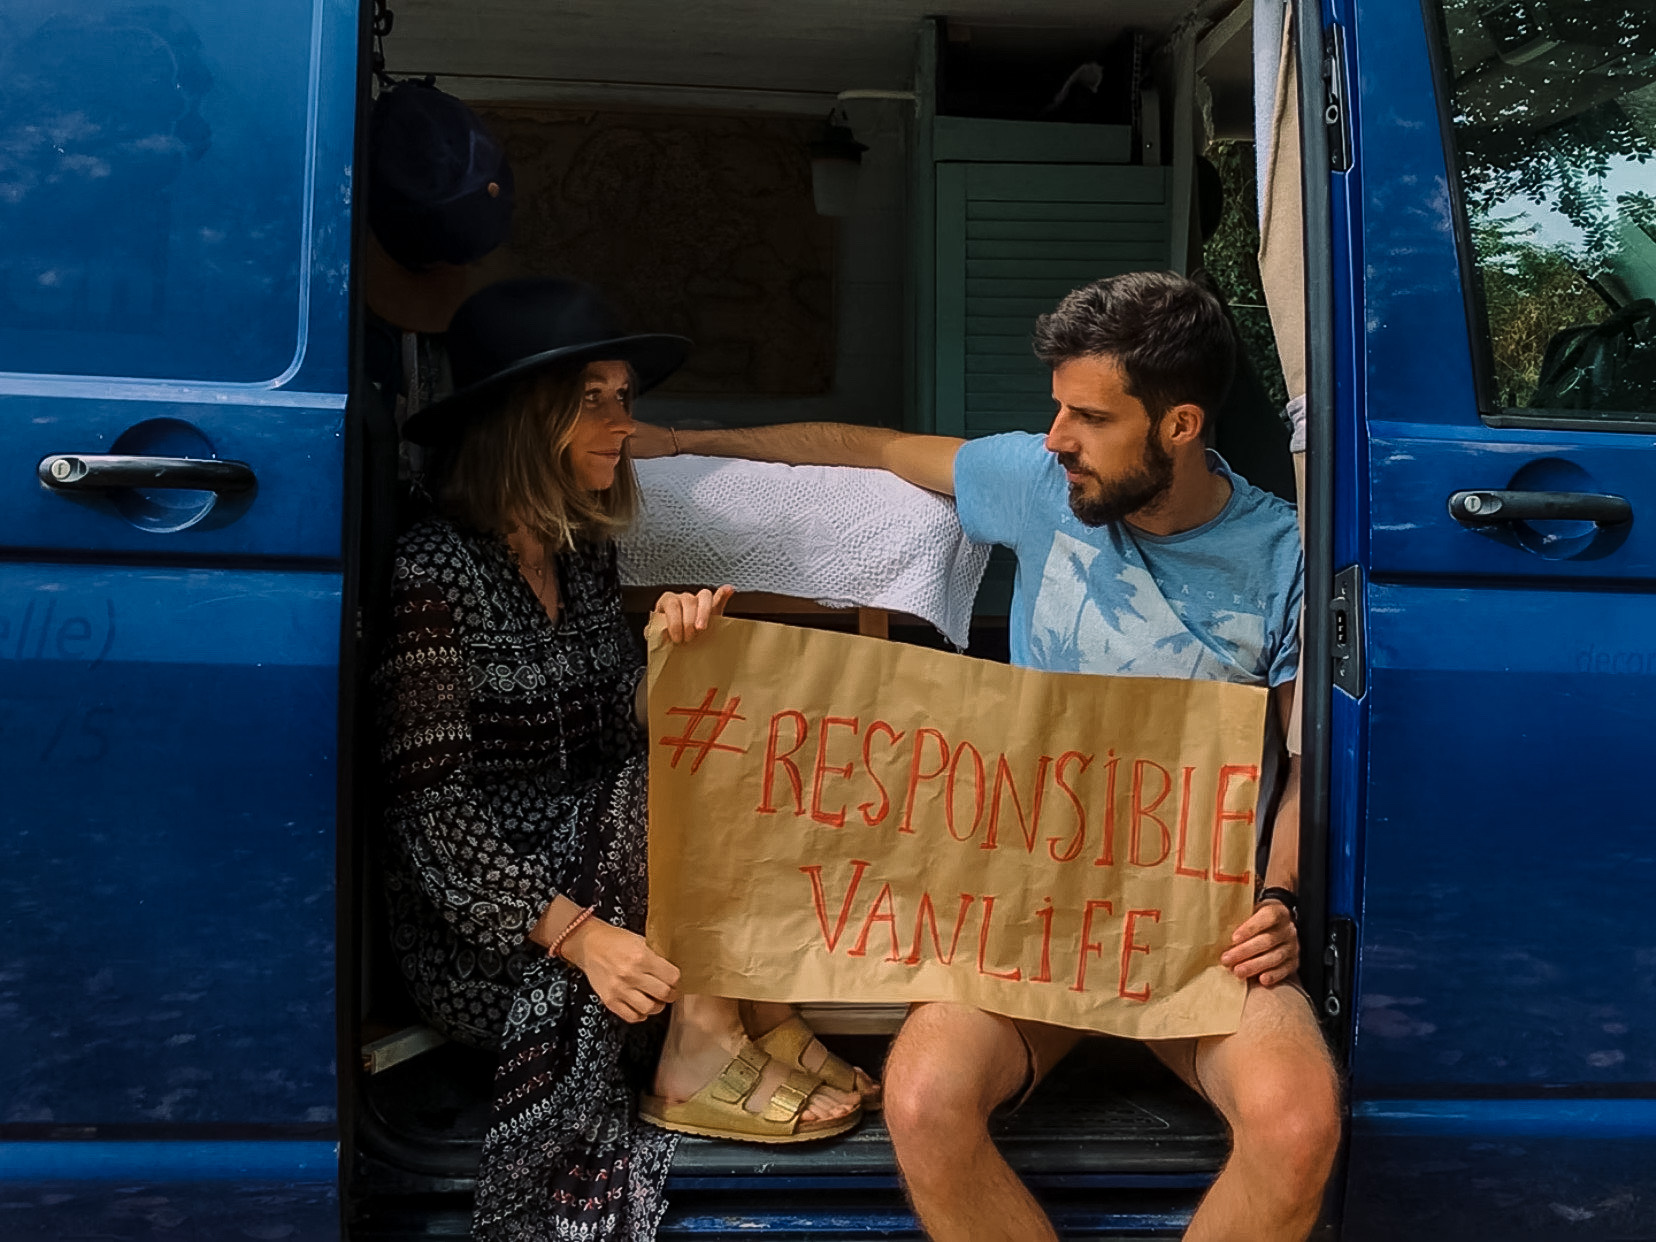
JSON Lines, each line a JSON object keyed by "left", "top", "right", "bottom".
{"left": 1008, "top": 1018, "right": 1205, "bottom": 1110}
{"left": 1007, "top": 978, "right": 1317, "bottom": 1110}
{"left": 1006, "top": 1018, "right": 1085, "bottom": 1110}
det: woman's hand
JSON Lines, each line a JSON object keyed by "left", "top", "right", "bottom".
{"left": 561, "top": 918, "right": 682, "bottom": 1023}
{"left": 655, "top": 585, "right": 734, "bottom": 644}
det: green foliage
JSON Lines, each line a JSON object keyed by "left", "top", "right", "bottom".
{"left": 1471, "top": 214, "right": 1608, "bottom": 406}
{"left": 1203, "top": 141, "right": 1289, "bottom": 415}
{"left": 1461, "top": 99, "right": 1654, "bottom": 262}
{"left": 1436, "top": 0, "right": 1656, "bottom": 410}
{"left": 1620, "top": 189, "right": 1656, "bottom": 237}
{"left": 1442, "top": 0, "right": 1656, "bottom": 259}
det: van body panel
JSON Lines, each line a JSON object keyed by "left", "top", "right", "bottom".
{"left": 1320, "top": 0, "right": 1366, "bottom": 948}
{"left": 0, "top": 395, "right": 345, "bottom": 559}
{"left": 1340, "top": 0, "right": 1656, "bottom": 1233}
{"left": 0, "top": 1141, "right": 340, "bottom": 1239}
{"left": 8, "top": 0, "right": 1654, "bottom": 1233}
{"left": 1344, "top": 1111, "right": 1656, "bottom": 1241}
{"left": 0, "top": 566, "right": 341, "bottom": 1122}
{"left": 1358, "top": 579, "right": 1656, "bottom": 1090}
{"left": 0, "top": 1170, "right": 338, "bottom": 1242}
{"left": 0, "top": 0, "right": 354, "bottom": 393}
{"left": 0, "top": 0, "right": 355, "bottom": 1234}
{"left": 1368, "top": 424, "right": 1656, "bottom": 579}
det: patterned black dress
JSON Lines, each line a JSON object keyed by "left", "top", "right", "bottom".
{"left": 375, "top": 516, "right": 676, "bottom": 1240}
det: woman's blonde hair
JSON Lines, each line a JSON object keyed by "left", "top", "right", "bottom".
{"left": 437, "top": 363, "right": 639, "bottom": 550}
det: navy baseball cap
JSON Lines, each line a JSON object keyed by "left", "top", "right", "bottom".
{"left": 367, "top": 81, "right": 515, "bottom": 270}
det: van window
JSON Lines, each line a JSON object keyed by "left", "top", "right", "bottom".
{"left": 0, "top": 2, "right": 316, "bottom": 384}
{"left": 1433, "top": 0, "right": 1656, "bottom": 423}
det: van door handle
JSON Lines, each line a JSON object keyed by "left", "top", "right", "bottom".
{"left": 1448, "top": 489, "right": 1631, "bottom": 527}
{"left": 38, "top": 454, "right": 256, "bottom": 494}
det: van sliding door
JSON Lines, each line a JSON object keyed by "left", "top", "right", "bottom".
{"left": 1337, "top": 1, "right": 1656, "bottom": 1235}
{"left": 0, "top": 1, "right": 356, "bottom": 1236}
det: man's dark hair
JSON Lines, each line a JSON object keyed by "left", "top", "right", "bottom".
{"left": 1032, "top": 271, "right": 1237, "bottom": 435}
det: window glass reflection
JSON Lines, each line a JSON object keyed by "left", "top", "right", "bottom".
{"left": 1436, "top": 0, "right": 1656, "bottom": 421}
{"left": 0, "top": 3, "right": 313, "bottom": 383}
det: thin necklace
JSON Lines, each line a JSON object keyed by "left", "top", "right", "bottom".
{"left": 518, "top": 550, "right": 552, "bottom": 589}
{"left": 507, "top": 533, "right": 555, "bottom": 593}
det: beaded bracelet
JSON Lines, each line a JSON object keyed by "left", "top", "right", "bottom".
{"left": 547, "top": 905, "right": 597, "bottom": 960}
{"left": 668, "top": 427, "right": 681, "bottom": 456}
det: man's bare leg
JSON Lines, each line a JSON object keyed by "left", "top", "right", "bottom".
{"left": 881, "top": 1002, "right": 1056, "bottom": 1242}
{"left": 1150, "top": 984, "right": 1341, "bottom": 1241}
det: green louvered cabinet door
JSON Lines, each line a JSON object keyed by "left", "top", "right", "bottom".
{"left": 934, "top": 162, "right": 1172, "bottom": 438}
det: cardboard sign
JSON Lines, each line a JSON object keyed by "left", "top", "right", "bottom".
{"left": 645, "top": 617, "right": 1268, "bottom": 1038}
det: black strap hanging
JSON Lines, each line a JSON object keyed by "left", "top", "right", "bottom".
{"left": 371, "top": 0, "right": 396, "bottom": 90}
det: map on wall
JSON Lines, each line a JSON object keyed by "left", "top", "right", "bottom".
{"left": 473, "top": 104, "right": 836, "bottom": 396}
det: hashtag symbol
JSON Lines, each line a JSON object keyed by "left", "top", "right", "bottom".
{"left": 658, "top": 687, "right": 748, "bottom": 773}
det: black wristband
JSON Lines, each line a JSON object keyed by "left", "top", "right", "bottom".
{"left": 1257, "top": 886, "right": 1298, "bottom": 922}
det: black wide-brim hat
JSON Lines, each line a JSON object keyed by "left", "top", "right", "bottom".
{"left": 402, "top": 277, "right": 690, "bottom": 446}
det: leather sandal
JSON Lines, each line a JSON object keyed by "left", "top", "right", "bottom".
{"left": 639, "top": 1037, "right": 862, "bottom": 1144}
{"left": 748, "top": 1011, "right": 882, "bottom": 1111}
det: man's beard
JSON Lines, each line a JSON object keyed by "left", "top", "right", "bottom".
{"left": 1060, "top": 434, "right": 1175, "bottom": 527}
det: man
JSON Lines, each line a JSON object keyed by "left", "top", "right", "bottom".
{"left": 634, "top": 270, "right": 1340, "bottom": 1241}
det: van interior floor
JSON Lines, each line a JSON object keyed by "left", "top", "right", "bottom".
{"left": 352, "top": 1032, "right": 1227, "bottom": 1238}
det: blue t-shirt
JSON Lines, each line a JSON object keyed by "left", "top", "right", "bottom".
{"left": 954, "top": 433, "right": 1302, "bottom": 688}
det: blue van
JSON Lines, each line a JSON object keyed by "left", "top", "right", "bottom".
{"left": 4, "top": 0, "right": 1655, "bottom": 1237}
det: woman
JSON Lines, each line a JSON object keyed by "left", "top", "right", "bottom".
{"left": 376, "top": 278, "right": 874, "bottom": 1242}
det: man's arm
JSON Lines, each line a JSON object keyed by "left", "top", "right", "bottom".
{"left": 1220, "top": 680, "right": 1301, "bottom": 987}
{"left": 1262, "top": 740, "right": 1300, "bottom": 893}
{"left": 631, "top": 420, "right": 965, "bottom": 497}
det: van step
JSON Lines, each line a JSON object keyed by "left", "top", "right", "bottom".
{"left": 355, "top": 1033, "right": 1226, "bottom": 1192}
{"left": 353, "top": 1196, "right": 1196, "bottom": 1239}
{"left": 670, "top": 1071, "right": 1225, "bottom": 1179}
{"left": 660, "top": 1201, "right": 1194, "bottom": 1237}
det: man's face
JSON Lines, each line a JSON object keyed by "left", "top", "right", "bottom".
{"left": 1043, "top": 355, "right": 1175, "bottom": 527}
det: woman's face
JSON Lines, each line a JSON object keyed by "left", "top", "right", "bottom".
{"left": 566, "top": 360, "right": 637, "bottom": 492}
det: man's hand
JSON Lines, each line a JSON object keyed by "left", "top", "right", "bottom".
{"left": 1220, "top": 897, "right": 1299, "bottom": 986}
{"left": 629, "top": 422, "right": 676, "bottom": 460}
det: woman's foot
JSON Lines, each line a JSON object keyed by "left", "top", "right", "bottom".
{"left": 655, "top": 997, "right": 858, "bottom": 1124}
{"left": 742, "top": 1000, "right": 882, "bottom": 1107}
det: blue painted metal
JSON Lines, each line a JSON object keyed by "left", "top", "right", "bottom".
{"left": 1338, "top": 0, "right": 1656, "bottom": 1235}
{"left": 1353, "top": 581, "right": 1656, "bottom": 1093}
{"left": 0, "top": 567, "right": 341, "bottom": 1123}
{"left": 1367, "top": 422, "right": 1656, "bottom": 580}
{"left": 1345, "top": 1100, "right": 1656, "bottom": 1240}
{"left": 666, "top": 1173, "right": 1215, "bottom": 1192}
{"left": 0, "top": 1140, "right": 338, "bottom": 1180}
{"left": 1325, "top": 0, "right": 1367, "bottom": 931}
{"left": 9, "top": 0, "right": 1656, "bottom": 1238}
{"left": 659, "top": 1207, "right": 1193, "bottom": 1235}
{"left": 0, "top": 0, "right": 353, "bottom": 390}
{"left": 1, "top": 393, "right": 346, "bottom": 559}
{"left": 1353, "top": 1100, "right": 1656, "bottom": 1139}
{"left": 0, "top": 1179, "right": 340, "bottom": 1241}
{"left": 0, "top": 1, "right": 355, "bottom": 1234}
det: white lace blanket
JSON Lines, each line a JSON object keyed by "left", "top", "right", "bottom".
{"left": 617, "top": 456, "right": 991, "bottom": 648}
